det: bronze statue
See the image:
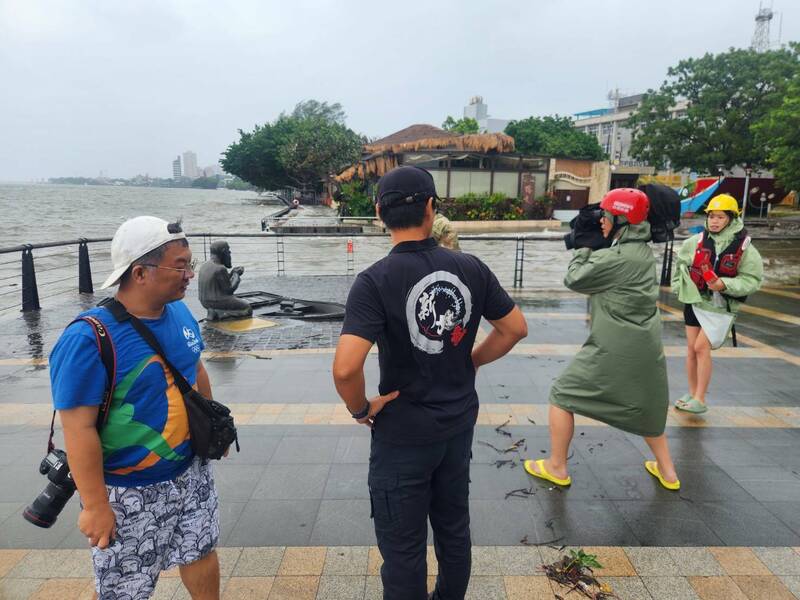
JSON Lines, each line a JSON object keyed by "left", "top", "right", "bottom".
{"left": 198, "top": 241, "right": 253, "bottom": 320}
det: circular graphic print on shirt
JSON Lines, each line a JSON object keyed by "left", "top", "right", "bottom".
{"left": 406, "top": 271, "right": 472, "bottom": 354}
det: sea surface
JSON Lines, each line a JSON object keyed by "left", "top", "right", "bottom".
{"left": 0, "top": 183, "right": 272, "bottom": 248}
{"left": 0, "top": 183, "right": 796, "bottom": 303}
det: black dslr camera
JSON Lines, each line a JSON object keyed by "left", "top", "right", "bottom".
{"left": 563, "top": 204, "right": 609, "bottom": 251}
{"left": 23, "top": 449, "right": 76, "bottom": 528}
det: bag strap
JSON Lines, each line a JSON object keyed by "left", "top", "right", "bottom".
{"left": 101, "top": 298, "right": 194, "bottom": 395}
{"left": 48, "top": 315, "right": 117, "bottom": 454}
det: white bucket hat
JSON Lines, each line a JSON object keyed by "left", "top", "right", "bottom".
{"left": 101, "top": 216, "right": 187, "bottom": 289}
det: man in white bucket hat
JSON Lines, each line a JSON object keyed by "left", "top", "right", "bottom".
{"left": 49, "top": 216, "right": 223, "bottom": 599}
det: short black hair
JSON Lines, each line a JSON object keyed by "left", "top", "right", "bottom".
{"left": 119, "top": 238, "right": 189, "bottom": 285}
{"left": 379, "top": 197, "right": 435, "bottom": 230}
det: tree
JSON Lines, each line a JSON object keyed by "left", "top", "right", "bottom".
{"left": 191, "top": 176, "right": 219, "bottom": 189}
{"left": 224, "top": 176, "right": 256, "bottom": 191}
{"left": 755, "top": 64, "right": 800, "bottom": 191}
{"left": 220, "top": 122, "right": 289, "bottom": 191}
{"left": 221, "top": 100, "right": 363, "bottom": 190}
{"left": 628, "top": 46, "right": 800, "bottom": 173}
{"left": 504, "top": 116, "right": 605, "bottom": 160}
{"left": 442, "top": 116, "right": 480, "bottom": 134}
{"left": 336, "top": 180, "right": 374, "bottom": 217}
{"left": 291, "top": 99, "right": 347, "bottom": 124}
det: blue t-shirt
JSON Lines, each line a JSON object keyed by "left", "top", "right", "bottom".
{"left": 49, "top": 301, "right": 205, "bottom": 486}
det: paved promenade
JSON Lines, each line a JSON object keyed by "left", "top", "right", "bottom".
{"left": 0, "top": 281, "right": 799, "bottom": 599}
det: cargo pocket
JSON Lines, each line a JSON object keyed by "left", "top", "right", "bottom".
{"left": 367, "top": 474, "right": 399, "bottom": 526}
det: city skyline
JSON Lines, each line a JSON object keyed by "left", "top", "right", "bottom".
{"left": 1, "top": 0, "right": 798, "bottom": 181}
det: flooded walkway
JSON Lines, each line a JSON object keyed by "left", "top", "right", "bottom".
{"left": 0, "top": 256, "right": 799, "bottom": 598}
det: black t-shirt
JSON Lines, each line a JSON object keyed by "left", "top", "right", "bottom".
{"left": 341, "top": 237, "right": 515, "bottom": 444}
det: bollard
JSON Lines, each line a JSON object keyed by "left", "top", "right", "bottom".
{"left": 21, "top": 245, "right": 40, "bottom": 312}
{"left": 78, "top": 239, "right": 93, "bottom": 294}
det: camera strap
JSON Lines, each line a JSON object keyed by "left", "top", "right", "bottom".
{"left": 48, "top": 315, "right": 117, "bottom": 454}
{"left": 101, "top": 298, "right": 194, "bottom": 396}
{"left": 102, "top": 298, "right": 240, "bottom": 459}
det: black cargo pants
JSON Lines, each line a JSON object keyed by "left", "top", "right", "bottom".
{"left": 368, "top": 427, "right": 473, "bottom": 600}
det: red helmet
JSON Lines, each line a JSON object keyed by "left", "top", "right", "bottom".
{"left": 599, "top": 188, "right": 649, "bottom": 225}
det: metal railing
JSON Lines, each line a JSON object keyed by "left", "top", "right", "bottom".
{"left": 0, "top": 233, "right": 559, "bottom": 315}
{"left": 2, "top": 232, "right": 797, "bottom": 316}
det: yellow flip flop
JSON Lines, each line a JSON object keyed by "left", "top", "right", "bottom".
{"left": 645, "top": 461, "right": 680, "bottom": 491}
{"left": 524, "top": 459, "right": 571, "bottom": 487}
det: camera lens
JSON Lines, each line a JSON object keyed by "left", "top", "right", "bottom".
{"left": 23, "top": 480, "right": 76, "bottom": 528}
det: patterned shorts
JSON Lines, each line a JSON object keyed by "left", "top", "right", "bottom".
{"left": 91, "top": 457, "right": 219, "bottom": 599}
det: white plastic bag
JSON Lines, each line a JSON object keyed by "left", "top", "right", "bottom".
{"left": 693, "top": 305, "right": 735, "bottom": 349}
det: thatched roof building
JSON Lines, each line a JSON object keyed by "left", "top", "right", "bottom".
{"left": 366, "top": 124, "right": 458, "bottom": 150}
{"left": 336, "top": 124, "right": 516, "bottom": 183}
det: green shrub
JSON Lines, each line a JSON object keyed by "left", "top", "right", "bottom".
{"left": 527, "top": 194, "right": 554, "bottom": 219}
{"left": 440, "top": 192, "right": 523, "bottom": 221}
{"left": 337, "top": 180, "right": 374, "bottom": 217}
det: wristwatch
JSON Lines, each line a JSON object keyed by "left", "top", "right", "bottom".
{"left": 350, "top": 400, "right": 370, "bottom": 420}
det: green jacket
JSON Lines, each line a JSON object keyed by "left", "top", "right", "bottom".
{"left": 550, "top": 222, "right": 669, "bottom": 437}
{"left": 671, "top": 217, "right": 764, "bottom": 314}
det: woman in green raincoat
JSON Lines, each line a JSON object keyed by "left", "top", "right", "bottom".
{"left": 524, "top": 189, "right": 680, "bottom": 491}
{"left": 671, "top": 194, "right": 763, "bottom": 414}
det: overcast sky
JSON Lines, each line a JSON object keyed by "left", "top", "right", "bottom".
{"left": 1, "top": 0, "right": 798, "bottom": 181}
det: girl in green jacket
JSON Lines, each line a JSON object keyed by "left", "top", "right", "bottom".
{"left": 671, "top": 194, "right": 764, "bottom": 414}
{"left": 524, "top": 189, "right": 680, "bottom": 491}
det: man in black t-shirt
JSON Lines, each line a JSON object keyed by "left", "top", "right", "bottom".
{"left": 333, "top": 166, "right": 528, "bottom": 600}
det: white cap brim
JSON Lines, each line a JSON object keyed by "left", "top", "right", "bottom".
{"left": 100, "top": 266, "right": 130, "bottom": 290}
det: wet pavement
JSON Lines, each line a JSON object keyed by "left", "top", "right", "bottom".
{"left": 0, "top": 265, "right": 799, "bottom": 597}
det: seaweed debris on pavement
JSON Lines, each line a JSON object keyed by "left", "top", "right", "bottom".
{"left": 542, "top": 549, "right": 617, "bottom": 599}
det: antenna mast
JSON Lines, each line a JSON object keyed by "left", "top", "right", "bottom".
{"left": 751, "top": 2, "right": 774, "bottom": 52}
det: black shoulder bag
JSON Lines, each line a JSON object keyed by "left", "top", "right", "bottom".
{"left": 101, "top": 298, "right": 239, "bottom": 460}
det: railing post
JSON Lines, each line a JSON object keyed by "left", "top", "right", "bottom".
{"left": 78, "top": 239, "right": 93, "bottom": 294}
{"left": 21, "top": 245, "right": 40, "bottom": 312}
{"left": 513, "top": 238, "right": 525, "bottom": 288}
{"left": 346, "top": 238, "right": 354, "bottom": 275}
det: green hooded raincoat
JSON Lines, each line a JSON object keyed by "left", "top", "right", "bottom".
{"left": 671, "top": 217, "right": 763, "bottom": 314}
{"left": 550, "top": 222, "right": 669, "bottom": 437}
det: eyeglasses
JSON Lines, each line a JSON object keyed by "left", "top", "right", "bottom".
{"left": 140, "top": 259, "right": 197, "bottom": 277}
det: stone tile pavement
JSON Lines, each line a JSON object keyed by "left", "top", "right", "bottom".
{"left": 2, "top": 545, "right": 800, "bottom": 599}
{"left": 1, "top": 282, "right": 799, "bottom": 597}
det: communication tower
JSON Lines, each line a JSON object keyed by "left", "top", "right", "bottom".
{"left": 751, "top": 2, "right": 774, "bottom": 52}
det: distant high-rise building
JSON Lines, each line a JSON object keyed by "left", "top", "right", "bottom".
{"left": 573, "top": 91, "right": 687, "bottom": 165}
{"left": 172, "top": 156, "right": 182, "bottom": 178}
{"left": 182, "top": 151, "right": 198, "bottom": 179}
{"left": 463, "top": 96, "right": 488, "bottom": 121}
{"left": 463, "top": 96, "right": 509, "bottom": 134}
{"left": 202, "top": 164, "right": 223, "bottom": 177}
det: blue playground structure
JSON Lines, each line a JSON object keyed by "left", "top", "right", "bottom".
{"left": 679, "top": 179, "right": 723, "bottom": 215}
